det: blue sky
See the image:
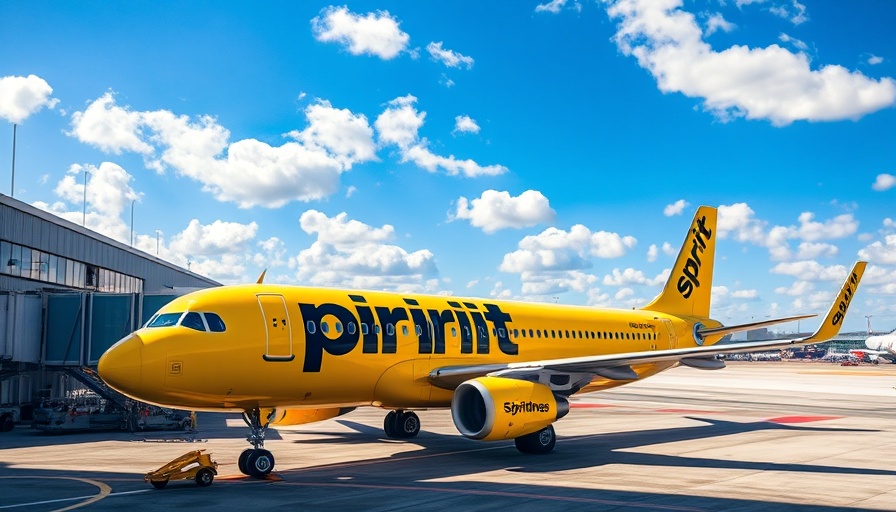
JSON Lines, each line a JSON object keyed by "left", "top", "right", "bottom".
{"left": 1, "top": 0, "right": 894, "bottom": 332}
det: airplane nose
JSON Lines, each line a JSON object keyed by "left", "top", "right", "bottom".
{"left": 98, "top": 334, "right": 143, "bottom": 396}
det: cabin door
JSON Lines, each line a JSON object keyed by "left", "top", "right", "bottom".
{"left": 257, "top": 294, "right": 295, "bottom": 362}
{"left": 660, "top": 318, "right": 677, "bottom": 349}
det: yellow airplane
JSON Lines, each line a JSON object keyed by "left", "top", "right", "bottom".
{"left": 98, "top": 206, "right": 866, "bottom": 478}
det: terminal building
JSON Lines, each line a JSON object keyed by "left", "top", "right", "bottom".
{"left": 0, "top": 193, "right": 219, "bottom": 411}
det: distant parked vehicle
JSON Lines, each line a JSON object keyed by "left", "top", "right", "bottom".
{"left": 0, "top": 406, "right": 20, "bottom": 432}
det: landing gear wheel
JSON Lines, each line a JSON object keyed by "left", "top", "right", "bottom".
{"left": 150, "top": 479, "right": 168, "bottom": 490}
{"left": 514, "top": 425, "right": 556, "bottom": 454}
{"left": 195, "top": 467, "right": 214, "bottom": 487}
{"left": 383, "top": 410, "right": 398, "bottom": 438}
{"left": 246, "top": 449, "right": 275, "bottom": 478}
{"left": 397, "top": 412, "right": 420, "bottom": 438}
{"left": 238, "top": 449, "right": 252, "bottom": 475}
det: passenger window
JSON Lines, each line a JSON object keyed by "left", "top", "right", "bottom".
{"left": 387, "top": 324, "right": 394, "bottom": 336}
{"left": 536, "top": 330, "right": 541, "bottom": 338}
{"left": 348, "top": 322, "right": 356, "bottom": 335}
{"left": 572, "top": 331, "right": 576, "bottom": 339}
{"left": 402, "top": 325, "right": 409, "bottom": 336}
{"left": 499, "top": 328, "right": 506, "bottom": 338}
{"left": 322, "top": 322, "right": 330, "bottom": 334}
{"left": 415, "top": 325, "right": 422, "bottom": 336}
{"left": 335, "top": 322, "right": 343, "bottom": 334}
{"left": 551, "top": 330, "right": 556, "bottom": 339}
{"left": 148, "top": 312, "right": 182, "bottom": 328}
{"left": 528, "top": 329, "right": 534, "bottom": 338}
{"left": 205, "top": 313, "right": 226, "bottom": 332}
{"left": 306, "top": 321, "right": 316, "bottom": 334}
{"left": 451, "top": 327, "right": 458, "bottom": 337}
{"left": 513, "top": 329, "right": 518, "bottom": 338}
{"left": 361, "top": 323, "right": 368, "bottom": 335}
{"left": 181, "top": 312, "right": 206, "bottom": 331}
{"left": 375, "top": 325, "right": 382, "bottom": 335}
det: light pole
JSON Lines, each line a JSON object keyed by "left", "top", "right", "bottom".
{"left": 866, "top": 315, "right": 873, "bottom": 334}
{"left": 155, "top": 229, "right": 162, "bottom": 255}
{"left": 10, "top": 124, "right": 16, "bottom": 197}
{"left": 130, "top": 200, "right": 135, "bottom": 246}
{"left": 82, "top": 167, "right": 91, "bottom": 226}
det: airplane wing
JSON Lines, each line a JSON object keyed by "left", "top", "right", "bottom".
{"left": 429, "top": 261, "right": 865, "bottom": 391}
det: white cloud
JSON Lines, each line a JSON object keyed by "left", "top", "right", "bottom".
{"left": 704, "top": 13, "right": 735, "bottom": 36}
{"left": 605, "top": 0, "right": 896, "bottom": 125}
{"left": 647, "top": 244, "right": 658, "bottom": 262}
{"left": 253, "top": 237, "right": 288, "bottom": 268}
{"left": 535, "top": 0, "right": 581, "bottom": 13}
{"left": 718, "top": 203, "right": 856, "bottom": 261}
{"left": 868, "top": 55, "right": 884, "bottom": 66}
{"left": 453, "top": 189, "right": 556, "bottom": 233}
{"left": 663, "top": 199, "right": 689, "bottom": 216}
{"left": 500, "top": 224, "right": 635, "bottom": 297}
{"left": 662, "top": 242, "right": 676, "bottom": 256}
{"left": 69, "top": 92, "right": 152, "bottom": 154}
{"left": 731, "top": 289, "right": 759, "bottom": 299}
{"left": 453, "top": 115, "right": 480, "bottom": 135}
{"left": 70, "top": 94, "right": 377, "bottom": 208}
{"left": 778, "top": 33, "right": 808, "bottom": 52}
{"left": 169, "top": 219, "right": 258, "bottom": 256}
{"left": 294, "top": 210, "right": 437, "bottom": 290}
{"left": 0, "top": 74, "right": 58, "bottom": 124}
{"left": 775, "top": 280, "right": 814, "bottom": 296}
{"left": 375, "top": 96, "right": 507, "bottom": 177}
{"left": 602, "top": 267, "right": 666, "bottom": 286}
{"left": 770, "top": 260, "right": 848, "bottom": 282}
{"left": 858, "top": 235, "right": 896, "bottom": 265}
{"left": 426, "top": 42, "right": 474, "bottom": 69}
{"left": 311, "top": 6, "right": 409, "bottom": 60}
{"left": 872, "top": 173, "right": 896, "bottom": 191}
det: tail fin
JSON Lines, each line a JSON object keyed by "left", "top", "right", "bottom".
{"left": 642, "top": 206, "right": 717, "bottom": 317}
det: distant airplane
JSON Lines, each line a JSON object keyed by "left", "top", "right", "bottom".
{"left": 850, "top": 330, "right": 896, "bottom": 363}
{"left": 97, "top": 206, "right": 866, "bottom": 478}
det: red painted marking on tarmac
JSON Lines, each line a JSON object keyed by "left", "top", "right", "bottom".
{"left": 655, "top": 408, "right": 719, "bottom": 414}
{"left": 766, "top": 415, "right": 841, "bottom": 424}
{"left": 569, "top": 403, "right": 616, "bottom": 409}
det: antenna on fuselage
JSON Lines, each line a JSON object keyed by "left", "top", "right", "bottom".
{"left": 256, "top": 269, "right": 267, "bottom": 284}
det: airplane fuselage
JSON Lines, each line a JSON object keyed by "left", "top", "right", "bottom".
{"left": 101, "top": 285, "right": 710, "bottom": 412}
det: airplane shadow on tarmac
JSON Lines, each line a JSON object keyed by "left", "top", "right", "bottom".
{"left": 2, "top": 416, "right": 894, "bottom": 512}
{"left": 285, "top": 416, "right": 891, "bottom": 478}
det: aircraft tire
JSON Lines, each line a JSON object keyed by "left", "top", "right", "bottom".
{"left": 238, "top": 449, "right": 252, "bottom": 475}
{"left": 150, "top": 479, "right": 168, "bottom": 490}
{"left": 397, "top": 412, "right": 420, "bottom": 438}
{"left": 246, "top": 449, "right": 275, "bottom": 478}
{"left": 0, "top": 414, "right": 14, "bottom": 432}
{"left": 383, "top": 411, "right": 398, "bottom": 438}
{"left": 514, "top": 425, "right": 556, "bottom": 455}
{"left": 195, "top": 467, "right": 214, "bottom": 487}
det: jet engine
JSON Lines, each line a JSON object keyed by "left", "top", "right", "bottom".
{"left": 451, "top": 376, "right": 569, "bottom": 441}
{"left": 260, "top": 407, "right": 354, "bottom": 426}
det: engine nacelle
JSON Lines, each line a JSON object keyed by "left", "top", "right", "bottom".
{"left": 451, "top": 376, "right": 569, "bottom": 441}
{"left": 261, "top": 407, "right": 354, "bottom": 426}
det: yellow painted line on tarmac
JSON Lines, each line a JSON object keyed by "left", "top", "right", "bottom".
{"left": 0, "top": 476, "right": 112, "bottom": 511}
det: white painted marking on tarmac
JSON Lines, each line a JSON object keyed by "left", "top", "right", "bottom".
{"left": 0, "top": 488, "right": 151, "bottom": 510}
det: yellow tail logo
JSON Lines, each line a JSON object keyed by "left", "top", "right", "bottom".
{"left": 643, "top": 206, "right": 717, "bottom": 318}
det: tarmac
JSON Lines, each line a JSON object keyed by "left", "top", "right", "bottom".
{"left": 2, "top": 361, "right": 896, "bottom": 511}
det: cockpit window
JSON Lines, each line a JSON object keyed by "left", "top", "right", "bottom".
{"left": 205, "top": 313, "right": 226, "bottom": 332}
{"left": 148, "top": 313, "right": 182, "bottom": 328}
{"left": 181, "top": 312, "right": 206, "bottom": 331}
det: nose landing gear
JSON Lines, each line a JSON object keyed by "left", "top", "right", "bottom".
{"left": 238, "top": 407, "right": 276, "bottom": 478}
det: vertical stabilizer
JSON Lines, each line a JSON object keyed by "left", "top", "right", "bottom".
{"left": 642, "top": 206, "right": 717, "bottom": 317}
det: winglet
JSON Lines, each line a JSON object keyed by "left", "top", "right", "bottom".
{"left": 802, "top": 261, "right": 866, "bottom": 343}
{"left": 256, "top": 269, "right": 267, "bottom": 285}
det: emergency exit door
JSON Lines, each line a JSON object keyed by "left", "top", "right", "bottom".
{"left": 258, "top": 294, "right": 294, "bottom": 362}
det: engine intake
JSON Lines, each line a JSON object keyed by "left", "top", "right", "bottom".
{"left": 451, "top": 376, "right": 568, "bottom": 441}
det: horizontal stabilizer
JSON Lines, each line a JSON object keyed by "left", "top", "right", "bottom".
{"left": 697, "top": 314, "right": 816, "bottom": 340}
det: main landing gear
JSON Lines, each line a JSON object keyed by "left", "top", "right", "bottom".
{"left": 238, "top": 407, "right": 275, "bottom": 478}
{"left": 383, "top": 410, "right": 420, "bottom": 439}
{"left": 514, "top": 425, "right": 556, "bottom": 454}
